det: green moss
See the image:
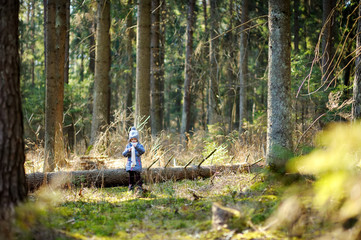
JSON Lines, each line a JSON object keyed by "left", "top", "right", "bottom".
{"left": 250, "top": 181, "right": 267, "bottom": 192}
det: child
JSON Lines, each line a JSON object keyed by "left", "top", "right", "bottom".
{"left": 122, "top": 127, "right": 145, "bottom": 192}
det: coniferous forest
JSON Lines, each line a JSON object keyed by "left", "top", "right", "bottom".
{"left": 2, "top": 0, "right": 361, "bottom": 239}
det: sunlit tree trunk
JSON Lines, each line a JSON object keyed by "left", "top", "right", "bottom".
{"left": 266, "top": 0, "right": 293, "bottom": 171}
{"left": 90, "top": 0, "right": 111, "bottom": 144}
{"left": 181, "top": 0, "right": 196, "bottom": 136}
{"left": 44, "top": 0, "right": 67, "bottom": 172}
{"left": 151, "top": 0, "right": 163, "bottom": 136}
{"left": 352, "top": 1, "right": 361, "bottom": 120}
{"left": 125, "top": 0, "right": 134, "bottom": 129}
{"left": 135, "top": 0, "right": 151, "bottom": 128}
{"left": 208, "top": 0, "right": 220, "bottom": 125}
{"left": 239, "top": 0, "right": 249, "bottom": 132}
{"left": 0, "top": 1, "right": 27, "bottom": 237}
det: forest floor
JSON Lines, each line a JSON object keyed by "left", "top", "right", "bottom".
{"left": 16, "top": 163, "right": 342, "bottom": 240}
{"left": 16, "top": 166, "right": 298, "bottom": 240}
{"left": 16, "top": 122, "right": 361, "bottom": 239}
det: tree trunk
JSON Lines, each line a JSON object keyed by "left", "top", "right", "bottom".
{"left": 352, "top": 1, "right": 361, "bottom": 120}
{"left": 159, "top": 0, "right": 166, "bottom": 130}
{"left": 181, "top": 0, "right": 196, "bottom": 136}
{"left": 321, "top": 0, "right": 336, "bottom": 84}
{"left": 208, "top": 0, "right": 220, "bottom": 125}
{"left": 151, "top": 0, "right": 163, "bottom": 136}
{"left": 293, "top": 0, "right": 300, "bottom": 53}
{"left": 64, "top": 0, "right": 70, "bottom": 84}
{"left": 31, "top": 0, "right": 36, "bottom": 87}
{"left": 80, "top": 46, "right": 84, "bottom": 82}
{"left": 26, "top": 164, "right": 260, "bottom": 191}
{"left": 90, "top": 0, "right": 111, "bottom": 145}
{"left": 0, "top": 0, "right": 27, "bottom": 237}
{"left": 125, "top": 0, "right": 134, "bottom": 129}
{"left": 44, "top": 0, "right": 67, "bottom": 172}
{"left": 239, "top": 0, "right": 249, "bottom": 132}
{"left": 224, "top": 0, "right": 237, "bottom": 133}
{"left": 202, "top": 0, "right": 208, "bottom": 129}
{"left": 89, "top": 19, "right": 96, "bottom": 75}
{"left": 135, "top": 0, "right": 151, "bottom": 128}
{"left": 303, "top": 0, "right": 309, "bottom": 50}
{"left": 266, "top": 0, "right": 293, "bottom": 172}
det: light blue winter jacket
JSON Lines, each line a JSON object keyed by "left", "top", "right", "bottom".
{"left": 122, "top": 142, "right": 145, "bottom": 172}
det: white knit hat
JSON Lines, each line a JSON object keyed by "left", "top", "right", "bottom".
{"left": 128, "top": 127, "right": 139, "bottom": 141}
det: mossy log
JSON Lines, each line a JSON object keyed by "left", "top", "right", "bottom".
{"left": 26, "top": 163, "right": 261, "bottom": 191}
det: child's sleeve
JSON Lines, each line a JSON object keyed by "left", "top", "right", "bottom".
{"left": 122, "top": 145, "right": 131, "bottom": 157}
{"left": 135, "top": 144, "right": 145, "bottom": 155}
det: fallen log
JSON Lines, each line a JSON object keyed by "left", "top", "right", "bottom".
{"left": 26, "top": 162, "right": 262, "bottom": 191}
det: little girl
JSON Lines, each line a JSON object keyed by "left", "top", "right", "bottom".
{"left": 122, "top": 127, "right": 145, "bottom": 192}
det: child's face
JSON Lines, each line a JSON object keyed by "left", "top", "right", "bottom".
{"left": 130, "top": 138, "right": 138, "bottom": 143}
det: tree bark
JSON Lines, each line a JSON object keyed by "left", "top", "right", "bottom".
{"left": 90, "top": 0, "right": 111, "bottom": 145}
{"left": 223, "top": 0, "right": 237, "bottom": 133}
{"left": 31, "top": 0, "right": 36, "bottom": 86}
{"left": 64, "top": 0, "right": 70, "bottom": 84}
{"left": 151, "top": 0, "right": 163, "bottom": 136}
{"left": 159, "top": 0, "right": 165, "bottom": 130}
{"left": 26, "top": 164, "right": 260, "bottom": 191}
{"left": 202, "top": 0, "right": 208, "bottom": 129}
{"left": 0, "top": 0, "right": 27, "bottom": 237}
{"left": 239, "top": 0, "right": 249, "bottom": 132}
{"left": 181, "top": 0, "right": 196, "bottom": 136}
{"left": 135, "top": 0, "right": 151, "bottom": 128}
{"left": 352, "top": 1, "right": 361, "bottom": 120}
{"left": 89, "top": 19, "right": 96, "bottom": 75}
{"left": 44, "top": 0, "right": 67, "bottom": 172}
{"left": 208, "top": 0, "right": 220, "bottom": 125}
{"left": 266, "top": 0, "right": 293, "bottom": 171}
{"left": 125, "top": 0, "right": 134, "bottom": 129}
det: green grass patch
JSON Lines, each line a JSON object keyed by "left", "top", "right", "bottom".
{"left": 15, "top": 172, "right": 284, "bottom": 239}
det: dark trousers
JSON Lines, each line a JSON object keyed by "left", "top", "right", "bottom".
{"left": 128, "top": 171, "right": 142, "bottom": 189}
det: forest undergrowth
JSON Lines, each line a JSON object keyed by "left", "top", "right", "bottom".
{"left": 24, "top": 114, "right": 268, "bottom": 174}
{"left": 17, "top": 170, "right": 288, "bottom": 240}
{"left": 19, "top": 117, "right": 361, "bottom": 239}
